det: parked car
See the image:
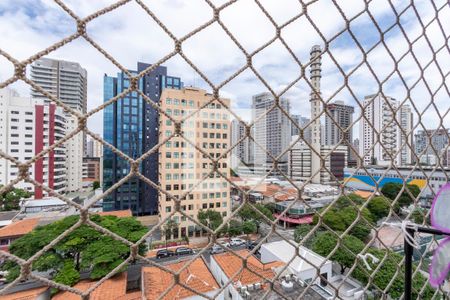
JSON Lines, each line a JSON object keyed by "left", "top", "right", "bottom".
{"left": 230, "top": 238, "right": 246, "bottom": 247}
{"left": 175, "top": 247, "right": 194, "bottom": 256}
{"left": 210, "top": 244, "right": 226, "bottom": 254}
{"left": 156, "top": 249, "right": 174, "bottom": 259}
{"left": 246, "top": 241, "right": 259, "bottom": 250}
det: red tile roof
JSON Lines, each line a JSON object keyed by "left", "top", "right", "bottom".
{"left": 97, "top": 210, "right": 133, "bottom": 218}
{"left": 53, "top": 272, "right": 128, "bottom": 300}
{"left": 142, "top": 257, "right": 219, "bottom": 300}
{"left": 1, "top": 286, "right": 48, "bottom": 300}
{"left": 0, "top": 218, "right": 40, "bottom": 238}
{"left": 213, "top": 249, "right": 284, "bottom": 286}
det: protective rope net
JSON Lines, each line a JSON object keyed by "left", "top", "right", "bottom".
{"left": 0, "top": 0, "right": 449, "bottom": 299}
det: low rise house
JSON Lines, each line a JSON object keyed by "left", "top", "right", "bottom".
{"left": 52, "top": 272, "right": 139, "bottom": 300}
{"left": 142, "top": 257, "right": 222, "bottom": 300}
{"left": 210, "top": 249, "right": 329, "bottom": 299}
{"left": 0, "top": 286, "right": 49, "bottom": 300}
{"left": 0, "top": 218, "right": 40, "bottom": 251}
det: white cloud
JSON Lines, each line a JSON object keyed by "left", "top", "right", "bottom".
{"left": 0, "top": 0, "right": 448, "bottom": 138}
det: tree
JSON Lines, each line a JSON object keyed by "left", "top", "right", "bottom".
{"left": 381, "top": 182, "right": 420, "bottom": 207}
{"left": 0, "top": 187, "right": 31, "bottom": 211}
{"left": 311, "top": 232, "right": 364, "bottom": 274}
{"left": 2, "top": 215, "right": 148, "bottom": 284}
{"left": 411, "top": 208, "right": 430, "bottom": 225}
{"left": 242, "top": 220, "right": 257, "bottom": 239}
{"left": 351, "top": 248, "right": 434, "bottom": 299}
{"left": 198, "top": 209, "right": 223, "bottom": 241}
{"left": 332, "top": 194, "right": 365, "bottom": 209}
{"left": 293, "top": 224, "right": 316, "bottom": 248}
{"left": 162, "top": 218, "right": 179, "bottom": 245}
{"left": 238, "top": 203, "right": 274, "bottom": 233}
{"left": 366, "top": 196, "right": 391, "bottom": 221}
{"left": 92, "top": 181, "right": 100, "bottom": 190}
{"left": 313, "top": 206, "right": 374, "bottom": 241}
{"left": 227, "top": 220, "right": 242, "bottom": 237}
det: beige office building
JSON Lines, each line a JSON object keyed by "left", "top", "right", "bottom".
{"left": 159, "top": 87, "right": 231, "bottom": 238}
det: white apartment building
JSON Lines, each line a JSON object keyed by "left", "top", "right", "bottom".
{"left": 0, "top": 89, "right": 36, "bottom": 192}
{"left": 86, "top": 137, "right": 103, "bottom": 158}
{"left": 359, "top": 94, "right": 413, "bottom": 166}
{"left": 231, "top": 119, "right": 252, "bottom": 169}
{"left": 397, "top": 104, "right": 413, "bottom": 165}
{"left": 31, "top": 58, "right": 87, "bottom": 113}
{"left": 65, "top": 117, "right": 83, "bottom": 193}
{"left": 252, "top": 93, "right": 291, "bottom": 173}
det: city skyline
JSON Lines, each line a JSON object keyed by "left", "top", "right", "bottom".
{"left": 0, "top": 0, "right": 448, "bottom": 138}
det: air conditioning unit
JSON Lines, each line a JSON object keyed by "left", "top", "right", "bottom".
{"left": 254, "top": 282, "right": 262, "bottom": 290}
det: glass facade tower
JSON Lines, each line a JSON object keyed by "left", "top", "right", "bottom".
{"left": 103, "top": 64, "right": 182, "bottom": 215}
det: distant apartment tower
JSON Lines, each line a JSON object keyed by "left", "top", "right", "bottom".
{"left": 159, "top": 87, "right": 231, "bottom": 238}
{"left": 65, "top": 117, "right": 83, "bottom": 193}
{"left": 83, "top": 157, "right": 102, "bottom": 184}
{"left": 103, "top": 63, "right": 182, "bottom": 215}
{"left": 252, "top": 93, "right": 290, "bottom": 173}
{"left": 415, "top": 128, "right": 449, "bottom": 159}
{"left": 0, "top": 88, "right": 68, "bottom": 197}
{"left": 324, "top": 101, "right": 354, "bottom": 146}
{"left": 0, "top": 89, "right": 36, "bottom": 193}
{"left": 31, "top": 58, "right": 87, "bottom": 113}
{"left": 291, "top": 114, "right": 311, "bottom": 143}
{"left": 86, "top": 137, "right": 103, "bottom": 158}
{"left": 231, "top": 119, "right": 252, "bottom": 168}
{"left": 397, "top": 104, "right": 414, "bottom": 165}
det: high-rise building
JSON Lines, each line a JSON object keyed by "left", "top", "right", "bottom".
{"left": 231, "top": 119, "right": 252, "bottom": 168}
{"left": 159, "top": 87, "right": 231, "bottom": 238}
{"left": 103, "top": 63, "right": 182, "bottom": 215}
{"left": 324, "top": 100, "right": 354, "bottom": 146}
{"left": 397, "top": 104, "right": 414, "bottom": 165}
{"left": 82, "top": 157, "right": 102, "bottom": 184}
{"left": 359, "top": 94, "right": 397, "bottom": 166}
{"left": 309, "top": 45, "right": 322, "bottom": 184}
{"left": 31, "top": 58, "right": 86, "bottom": 191}
{"left": 359, "top": 94, "right": 413, "bottom": 166}
{"left": 34, "top": 102, "right": 67, "bottom": 198}
{"left": 414, "top": 129, "right": 449, "bottom": 160}
{"left": 288, "top": 46, "right": 348, "bottom": 184}
{"left": 291, "top": 114, "right": 312, "bottom": 143}
{"left": 86, "top": 138, "right": 103, "bottom": 158}
{"left": 0, "top": 89, "right": 36, "bottom": 193}
{"left": 31, "top": 58, "right": 87, "bottom": 113}
{"left": 0, "top": 88, "right": 68, "bottom": 197}
{"left": 65, "top": 117, "right": 83, "bottom": 193}
{"left": 252, "top": 93, "right": 290, "bottom": 174}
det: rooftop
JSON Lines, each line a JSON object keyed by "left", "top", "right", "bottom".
{"left": 260, "top": 240, "right": 331, "bottom": 273}
{"left": 53, "top": 272, "right": 129, "bottom": 300}
{"left": 97, "top": 210, "right": 133, "bottom": 218}
{"left": 142, "top": 257, "right": 219, "bottom": 300}
{"left": 0, "top": 218, "right": 40, "bottom": 238}
{"left": 213, "top": 249, "right": 284, "bottom": 286}
{"left": 0, "top": 286, "right": 48, "bottom": 300}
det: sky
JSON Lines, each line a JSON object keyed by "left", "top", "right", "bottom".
{"left": 0, "top": 0, "right": 449, "bottom": 138}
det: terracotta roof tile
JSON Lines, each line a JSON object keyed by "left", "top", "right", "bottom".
{"left": 97, "top": 210, "right": 133, "bottom": 218}
{"left": 1, "top": 286, "right": 48, "bottom": 300}
{"left": 213, "top": 249, "right": 283, "bottom": 286}
{"left": 0, "top": 218, "right": 40, "bottom": 238}
{"left": 53, "top": 272, "right": 128, "bottom": 300}
{"left": 142, "top": 257, "right": 219, "bottom": 300}
{"left": 115, "top": 291, "right": 142, "bottom": 300}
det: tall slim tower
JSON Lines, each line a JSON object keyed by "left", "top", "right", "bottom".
{"left": 310, "top": 45, "right": 322, "bottom": 183}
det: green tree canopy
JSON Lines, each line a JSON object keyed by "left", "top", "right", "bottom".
{"left": 311, "top": 231, "right": 364, "bottom": 274}
{"left": 381, "top": 182, "right": 420, "bottom": 207}
{"left": 238, "top": 203, "right": 274, "bottom": 222}
{"left": 0, "top": 187, "right": 31, "bottom": 211}
{"left": 293, "top": 224, "right": 316, "bottom": 248}
{"left": 366, "top": 196, "right": 391, "bottom": 221}
{"left": 313, "top": 206, "right": 374, "bottom": 241}
{"left": 332, "top": 194, "right": 365, "bottom": 209}
{"left": 411, "top": 208, "right": 430, "bottom": 225}
{"left": 227, "top": 219, "right": 243, "bottom": 236}
{"left": 92, "top": 181, "right": 100, "bottom": 190}
{"left": 2, "top": 215, "right": 148, "bottom": 286}
{"left": 351, "top": 248, "right": 434, "bottom": 299}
